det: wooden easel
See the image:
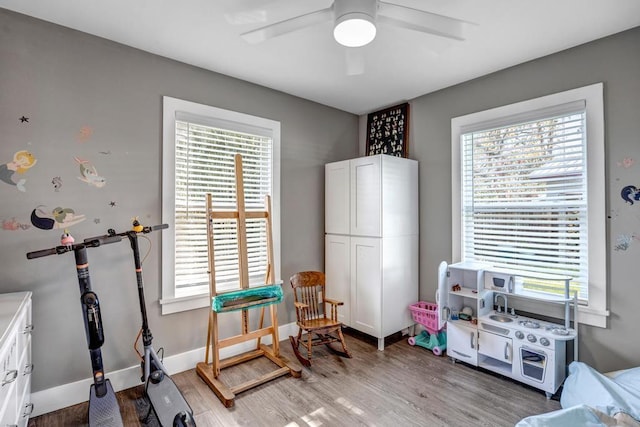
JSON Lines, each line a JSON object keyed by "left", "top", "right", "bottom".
{"left": 195, "top": 154, "right": 301, "bottom": 408}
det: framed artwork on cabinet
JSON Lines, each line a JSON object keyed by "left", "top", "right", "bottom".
{"left": 366, "top": 102, "right": 409, "bottom": 157}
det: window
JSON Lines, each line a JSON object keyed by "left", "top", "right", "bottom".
{"left": 161, "top": 97, "right": 280, "bottom": 314}
{"left": 452, "top": 83, "right": 607, "bottom": 327}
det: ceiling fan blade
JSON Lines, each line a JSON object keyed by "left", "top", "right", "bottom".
{"left": 241, "top": 7, "right": 332, "bottom": 44}
{"left": 225, "top": 4, "right": 273, "bottom": 25}
{"left": 377, "top": 1, "right": 468, "bottom": 41}
{"left": 345, "top": 48, "right": 365, "bottom": 76}
{"left": 224, "top": 0, "right": 296, "bottom": 25}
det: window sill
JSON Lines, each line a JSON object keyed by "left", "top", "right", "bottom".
{"left": 577, "top": 305, "right": 609, "bottom": 328}
{"left": 160, "top": 293, "right": 210, "bottom": 315}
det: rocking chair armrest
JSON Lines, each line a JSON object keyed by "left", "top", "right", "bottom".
{"left": 294, "top": 301, "right": 309, "bottom": 310}
{"left": 294, "top": 301, "right": 309, "bottom": 322}
{"left": 324, "top": 298, "right": 344, "bottom": 322}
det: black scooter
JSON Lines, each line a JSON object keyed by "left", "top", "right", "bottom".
{"left": 27, "top": 233, "right": 124, "bottom": 427}
{"left": 85, "top": 223, "right": 195, "bottom": 427}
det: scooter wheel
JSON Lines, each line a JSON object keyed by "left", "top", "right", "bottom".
{"left": 408, "top": 337, "right": 416, "bottom": 346}
{"left": 432, "top": 346, "right": 442, "bottom": 356}
{"left": 173, "top": 411, "right": 196, "bottom": 426}
{"left": 149, "top": 369, "right": 164, "bottom": 384}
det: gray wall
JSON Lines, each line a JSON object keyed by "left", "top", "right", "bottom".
{"left": 0, "top": 9, "right": 358, "bottom": 392}
{"left": 408, "top": 26, "right": 640, "bottom": 372}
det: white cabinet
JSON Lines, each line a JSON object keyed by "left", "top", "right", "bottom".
{"left": 326, "top": 155, "right": 418, "bottom": 238}
{"left": 350, "top": 157, "right": 381, "bottom": 237}
{"left": 439, "top": 262, "right": 515, "bottom": 376}
{"left": 325, "top": 154, "right": 418, "bottom": 351}
{"left": 478, "top": 330, "right": 512, "bottom": 363}
{"left": 325, "top": 160, "right": 350, "bottom": 235}
{"left": 437, "top": 261, "right": 492, "bottom": 365}
{"left": 446, "top": 322, "right": 477, "bottom": 365}
{"left": 478, "top": 330, "right": 513, "bottom": 377}
{"left": 0, "top": 292, "right": 33, "bottom": 427}
{"left": 350, "top": 237, "right": 381, "bottom": 337}
{"left": 325, "top": 234, "right": 350, "bottom": 325}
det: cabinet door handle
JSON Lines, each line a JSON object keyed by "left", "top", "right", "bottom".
{"left": 453, "top": 350, "right": 471, "bottom": 359}
{"left": 23, "top": 402, "right": 34, "bottom": 417}
{"left": 504, "top": 342, "right": 510, "bottom": 360}
{"left": 2, "top": 369, "right": 18, "bottom": 386}
{"left": 470, "top": 331, "right": 475, "bottom": 349}
{"left": 23, "top": 363, "right": 34, "bottom": 375}
{"left": 23, "top": 324, "right": 34, "bottom": 334}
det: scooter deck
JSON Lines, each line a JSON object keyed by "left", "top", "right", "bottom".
{"left": 89, "top": 379, "right": 123, "bottom": 427}
{"left": 146, "top": 372, "right": 194, "bottom": 426}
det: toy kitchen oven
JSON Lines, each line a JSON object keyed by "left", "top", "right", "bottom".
{"left": 481, "top": 315, "right": 577, "bottom": 398}
{"left": 438, "top": 262, "right": 579, "bottom": 399}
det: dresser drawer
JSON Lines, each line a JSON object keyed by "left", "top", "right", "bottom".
{"left": 16, "top": 299, "right": 33, "bottom": 355}
{"left": 0, "top": 292, "right": 33, "bottom": 426}
{"left": 0, "top": 333, "right": 18, "bottom": 413}
{"left": 0, "top": 333, "right": 19, "bottom": 426}
{"left": 17, "top": 337, "right": 32, "bottom": 408}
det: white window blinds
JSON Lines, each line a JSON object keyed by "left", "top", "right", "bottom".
{"left": 461, "top": 108, "right": 588, "bottom": 299}
{"left": 174, "top": 118, "right": 272, "bottom": 294}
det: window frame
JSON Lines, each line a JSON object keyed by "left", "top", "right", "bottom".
{"left": 161, "top": 96, "right": 281, "bottom": 315}
{"left": 451, "top": 83, "right": 607, "bottom": 327}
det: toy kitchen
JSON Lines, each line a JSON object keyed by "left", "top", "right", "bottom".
{"left": 435, "top": 261, "right": 578, "bottom": 399}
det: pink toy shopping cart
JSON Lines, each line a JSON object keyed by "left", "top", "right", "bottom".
{"left": 407, "top": 301, "right": 447, "bottom": 356}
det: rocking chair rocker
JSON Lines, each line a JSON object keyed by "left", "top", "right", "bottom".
{"left": 289, "top": 271, "right": 352, "bottom": 366}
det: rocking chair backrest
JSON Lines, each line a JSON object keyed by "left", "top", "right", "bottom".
{"left": 290, "top": 271, "right": 327, "bottom": 321}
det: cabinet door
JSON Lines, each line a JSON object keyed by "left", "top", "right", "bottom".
{"left": 325, "top": 234, "right": 351, "bottom": 325}
{"left": 350, "top": 237, "right": 381, "bottom": 337}
{"left": 436, "top": 261, "right": 449, "bottom": 331}
{"left": 350, "top": 156, "right": 381, "bottom": 237}
{"left": 447, "top": 322, "right": 478, "bottom": 365}
{"left": 478, "top": 330, "right": 513, "bottom": 364}
{"left": 325, "top": 160, "right": 350, "bottom": 235}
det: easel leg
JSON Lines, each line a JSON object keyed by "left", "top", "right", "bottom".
{"left": 271, "top": 305, "right": 280, "bottom": 355}
{"left": 257, "top": 306, "right": 265, "bottom": 349}
{"left": 212, "top": 311, "right": 220, "bottom": 377}
{"left": 205, "top": 310, "right": 213, "bottom": 365}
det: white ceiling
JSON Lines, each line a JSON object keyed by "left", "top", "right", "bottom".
{"left": 3, "top": 0, "right": 640, "bottom": 115}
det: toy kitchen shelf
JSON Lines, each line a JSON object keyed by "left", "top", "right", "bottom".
{"left": 443, "top": 262, "right": 579, "bottom": 326}
{"left": 485, "top": 267, "right": 579, "bottom": 335}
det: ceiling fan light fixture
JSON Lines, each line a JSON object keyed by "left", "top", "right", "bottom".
{"left": 333, "top": 12, "right": 376, "bottom": 47}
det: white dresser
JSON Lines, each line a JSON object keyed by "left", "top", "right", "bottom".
{"left": 0, "top": 292, "right": 33, "bottom": 427}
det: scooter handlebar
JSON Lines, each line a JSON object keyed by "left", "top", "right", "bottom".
{"left": 83, "top": 223, "right": 168, "bottom": 242}
{"left": 84, "top": 235, "right": 124, "bottom": 246}
{"left": 147, "top": 223, "right": 169, "bottom": 232}
{"left": 27, "top": 234, "right": 124, "bottom": 260}
{"left": 26, "top": 247, "right": 60, "bottom": 259}
{"left": 27, "top": 225, "right": 167, "bottom": 260}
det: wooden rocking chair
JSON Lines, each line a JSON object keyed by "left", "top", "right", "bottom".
{"left": 289, "top": 271, "right": 352, "bottom": 366}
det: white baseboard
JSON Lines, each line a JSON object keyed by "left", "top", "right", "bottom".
{"left": 31, "top": 322, "right": 298, "bottom": 417}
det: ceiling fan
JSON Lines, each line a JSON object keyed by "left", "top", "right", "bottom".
{"left": 238, "top": 0, "right": 469, "bottom": 48}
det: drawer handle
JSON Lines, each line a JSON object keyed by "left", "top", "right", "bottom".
{"left": 23, "top": 402, "right": 34, "bottom": 417}
{"left": 23, "top": 324, "right": 34, "bottom": 334}
{"left": 2, "top": 369, "right": 18, "bottom": 386}
{"left": 23, "top": 363, "right": 34, "bottom": 375}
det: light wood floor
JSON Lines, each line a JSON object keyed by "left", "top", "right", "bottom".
{"left": 28, "top": 330, "right": 561, "bottom": 426}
